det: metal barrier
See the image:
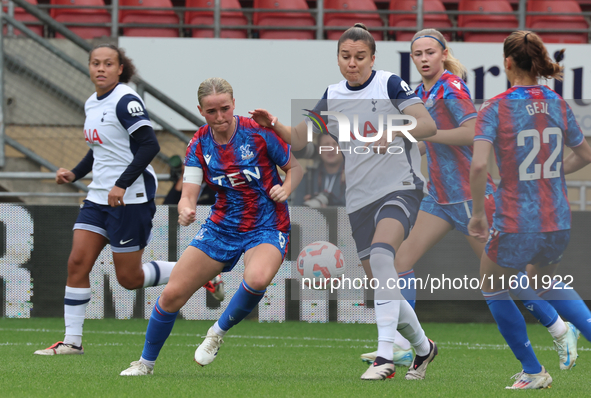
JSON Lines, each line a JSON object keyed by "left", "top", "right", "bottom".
{"left": 3, "top": 0, "right": 590, "bottom": 40}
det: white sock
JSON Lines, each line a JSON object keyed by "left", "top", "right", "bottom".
{"left": 370, "top": 244, "right": 404, "bottom": 361}
{"left": 547, "top": 317, "right": 567, "bottom": 339}
{"left": 142, "top": 261, "right": 176, "bottom": 287}
{"left": 397, "top": 299, "right": 429, "bottom": 356}
{"left": 212, "top": 321, "right": 227, "bottom": 337}
{"left": 64, "top": 286, "right": 91, "bottom": 346}
{"left": 139, "top": 357, "right": 155, "bottom": 369}
{"left": 394, "top": 331, "right": 411, "bottom": 351}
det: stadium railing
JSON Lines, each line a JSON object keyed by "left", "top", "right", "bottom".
{"left": 2, "top": 0, "right": 591, "bottom": 41}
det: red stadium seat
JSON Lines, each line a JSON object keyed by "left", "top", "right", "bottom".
{"left": 2, "top": 0, "right": 44, "bottom": 36}
{"left": 185, "top": 0, "right": 247, "bottom": 38}
{"left": 119, "top": 0, "right": 179, "bottom": 37}
{"left": 389, "top": 0, "right": 452, "bottom": 42}
{"left": 254, "top": 0, "right": 315, "bottom": 40}
{"left": 50, "top": 0, "right": 110, "bottom": 39}
{"left": 458, "top": 0, "right": 518, "bottom": 42}
{"left": 527, "top": 1, "right": 588, "bottom": 44}
{"left": 324, "top": 0, "right": 384, "bottom": 41}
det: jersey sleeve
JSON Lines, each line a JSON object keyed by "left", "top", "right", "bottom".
{"left": 564, "top": 101, "right": 585, "bottom": 147}
{"left": 387, "top": 74, "right": 423, "bottom": 112}
{"left": 184, "top": 135, "right": 203, "bottom": 169}
{"left": 115, "top": 94, "right": 152, "bottom": 134}
{"left": 262, "top": 128, "right": 292, "bottom": 168}
{"left": 474, "top": 100, "right": 499, "bottom": 144}
{"left": 443, "top": 79, "right": 477, "bottom": 126}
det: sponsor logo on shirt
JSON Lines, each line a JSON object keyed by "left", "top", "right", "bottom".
{"left": 204, "top": 154, "right": 212, "bottom": 165}
{"left": 451, "top": 80, "right": 462, "bottom": 90}
{"left": 127, "top": 100, "right": 145, "bottom": 117}
{"left": 400, "top": 80, "right": 414, "bottom": 96}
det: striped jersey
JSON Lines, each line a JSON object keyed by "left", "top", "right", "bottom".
{"left": 475, "top": 85, "right": 584, "bottom": 233}
{"left": 415, "top": 70, "right": 494, "bottom": 203}
{"left": 83, "top": 83, "right": 157, "bottom": 205}
{"left": 185, "top": 115, "right": 291, "bottom": 233}
{"left": 312, "top": 69, "right": 426, "bottom": 214}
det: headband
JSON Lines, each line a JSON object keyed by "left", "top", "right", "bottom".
{"left": 411, "top": 35, "right": 446, "bottom": 50}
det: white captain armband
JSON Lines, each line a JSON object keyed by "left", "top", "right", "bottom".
{"left": 183, "top": 166, "right": 203, "bottom": 185}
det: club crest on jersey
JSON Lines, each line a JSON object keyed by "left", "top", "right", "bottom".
{"left": 127, "top": 100, "right": 145, "bottom": 117}
{"left": 240, "top": 144, "right": 254, "bottom": 160}
{"left": 425, "top": 94, "right": 435, "bottom": 108}
{"left": 101, "top": 110, "right": 107, "bottom": 122}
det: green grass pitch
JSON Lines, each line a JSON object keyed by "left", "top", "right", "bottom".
{"left": 0, "top": 318, "right": 589, "bottom": 397}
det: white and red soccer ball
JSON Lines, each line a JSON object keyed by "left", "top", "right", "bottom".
{"left": 296, "top": 241, "right": 346, "bottom": 287}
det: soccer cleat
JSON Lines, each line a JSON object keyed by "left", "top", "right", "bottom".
{"left": 554, "top": 322, "right": 579, "bottom": 370}
{"left": 203, "top": 275, "right": 225, "bottom": 301}
{"left": 33, "top": 341, "right": 84, "bottom": 356}
{"left": 120, "top": 361, "right": 154, "bottom": 376}
{"left": 360, "top": 345, "right": 413, "bottom": 367}
{"left": 405, "top": 340, "right": 438, "bottom": 380}
{"left": 194, "top": 327, "right": 224, "bottom": 366}
{"left": 505, "top": 366, "right": 552, "bottom": 389}
{"left": 360, "top": 357, "right": 395, "bottom": 380}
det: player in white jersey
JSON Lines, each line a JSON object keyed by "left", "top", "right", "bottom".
{"left": 34, "top": 44, "right": 176, "bottom": 356}
{"left": 251, "top": 23, "right": 438, "bottom": 381}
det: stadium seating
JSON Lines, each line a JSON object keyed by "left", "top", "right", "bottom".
{"left": 458, "top": 0, "right": 518, "bottom": 42}
{"left": 324, "top": 0, "right": 384, "bottom": 41}
{"left": 388, "top": 0, "right": 452, "bottom": 42}
{"left": 2, "top": 0, "right": 44, "bottom": 36}
{"left": 50, "top": 0, "right": 111, "bottom": 39}
{"left": 185, "top": 0, "right": 247, "bottom": 38}
{"left": 254, "top": 0, "right": 315, "bottom": 40}
{"left": 527, "top": 1, "right": 588, "bottom": 44}
{"left": 119, "top": 0, "right": 180, "bottom": 37}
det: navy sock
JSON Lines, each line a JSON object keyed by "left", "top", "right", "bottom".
{"left": 398, "top": 269, "right": 416, "bottom": 309}
{"left": 537, "top": 280, "right": 591, "bottom": 342}
{"left": 141, "top": 298, "right": 178, "bottom": 362}
{"left": 217, "top": 280, "right": 265, "bottom": 331}
{"left": 511, "top": 273, "right": 558, "bottom": 327}
{"left": 483, "top": 290, "right": 542, "bottom": 374}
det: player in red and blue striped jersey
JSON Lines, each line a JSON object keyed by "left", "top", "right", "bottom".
{"left": 120, "top": 77, "right": 302, "bottom": 376}
{"left": 469, "top": 31, "right": 591, "bottom": 389}
{"left": 362, "top": 29, "right": 569, "bottom": 371}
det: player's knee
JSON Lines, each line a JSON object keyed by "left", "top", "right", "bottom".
{"left": 159, "top": 290, "right": 183, "bottom": 313}
{"left": 67, "top": 255, "right": 92, "bottom": 278}
{"left": 244, "top": 276, "right": 268, "bottom": 292}
{"left": 117, "top": 272, "right": 143, "bottom": 290}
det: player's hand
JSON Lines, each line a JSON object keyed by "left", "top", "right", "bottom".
{"left": 249, "top": 109, "right": 278, "bottom": 129}
{"left": 178, "top": 207, "right": 196, "bottom": 226}
{"left": 108, "top": 186, "right": 126, "bottom": 207}
{"left": 270, "top": 184, "right": 288, "bottom": 202}
{"left": 468, "top": 213, "right": 489, "bottom": 243}
{"left": 56, "top": 168, "right": 75, "bottom": 184}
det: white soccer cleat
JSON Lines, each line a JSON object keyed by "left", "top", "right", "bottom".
{"left": 360, "top": 345, "right": 413, "bottom": 367}
{"left": 360, "top": 358, "right": 395, "bottom": 380}
{"left": 120, "top": 361, "right": 154, "bottom": 376}
{"left": 194, "top": 327, "right": 224, "bottom": 366}
{"left": 212, "top": 275, "right": 225, "bottom": 301}
{"left": 554, "top": 322, "right": 579, "bottom": 370}
{"left": 34, "top": 341, "right": 84, "bottom": 356}
{"left": 505, "top": 366, "right": 552, "bottom": 389}
{"left": 405, "top": 340, "right": 438, "bottom": 380}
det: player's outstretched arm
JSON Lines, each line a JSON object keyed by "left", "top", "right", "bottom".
{"left": 249, "top": 109, "right": 308, "bottom": 151}
{"left": 564, "top": 139, "right": 591, "bottom": 174}
{"left": 424, "top": 118, "right": 476, "bottom": 146}
{"left": 468, "top": 140, "right": 492, "bottom": 243}
{"left": 178, "top": 172, "right": 201, "bottom": 226}
{"left": 401, "top": 103, "right": 437, "bottom": 140}
{"left": 270, "top": 155, "right": 303, "bottom": 202}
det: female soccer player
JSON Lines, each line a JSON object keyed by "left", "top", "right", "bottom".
{"left": 120, "top": 77, "right": 302, "bottom": 376}
{"left": 34, "top": 44, "right": 176, "bottom": 356}
{"left": 469, "top": 31, "right": 591, "bottom": 389}
{"left": 362, "top": 29, "right": 577, "bottom": 371}
{"left": 252, "top": 23, "right": 438, "bottom": 381}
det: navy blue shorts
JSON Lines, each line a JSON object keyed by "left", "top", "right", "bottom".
{"left": 189, "top": 219, "right": 290, "bottom": 272}
{"left": 74, "top": 199, "right": 156, "bottom": 253}
{"left": 348, "top": 190, "right": 423, "bottom": 260}
{"left": 485, "top": 229, "right": 570, "bottom": 270}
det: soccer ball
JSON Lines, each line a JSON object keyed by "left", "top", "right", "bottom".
{"left": 296, "top": 241, "right": 346, "bottom": 288}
